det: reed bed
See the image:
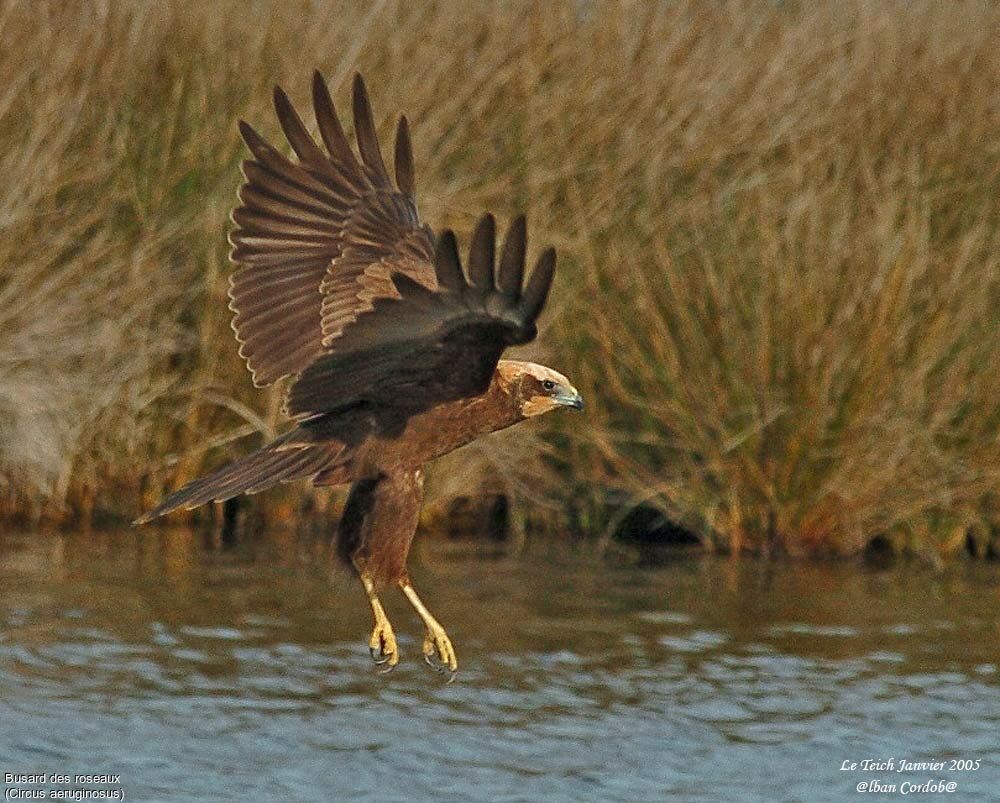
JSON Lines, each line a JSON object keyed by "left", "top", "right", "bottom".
{"left": 1, "top": 0, "right": 998, "bottom": 557}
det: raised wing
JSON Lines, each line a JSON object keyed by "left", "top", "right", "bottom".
{"left": 286, "top": 214, "right": 555, "bottom": 420}
{"left": 229, "top": 72, "right": 435, "bottom": 387}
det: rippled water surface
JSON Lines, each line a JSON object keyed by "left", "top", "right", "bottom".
{"left": 1, "top": 528, "right": 999, "bottom": 801}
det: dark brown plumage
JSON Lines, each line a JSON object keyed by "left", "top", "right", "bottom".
{"left": 137, "top": 72, "right": 583, "bottom": 676}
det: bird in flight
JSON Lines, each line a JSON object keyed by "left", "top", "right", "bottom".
{"left": 136, "top": 72, "right": 583, "bottom": 678}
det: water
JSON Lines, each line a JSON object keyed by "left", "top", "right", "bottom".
{"left": 1, "top": 528, "right": 998, "bottom": 802}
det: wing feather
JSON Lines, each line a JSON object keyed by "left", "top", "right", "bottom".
{"left": 520, "top": 247, "right": 556, "bottom": 321}
{"left": 498, "top": 215, "right": 527, "bottom": 301}
{"left": 274, "top": 86, "right": 337, "bottom": 169}
{"left": 394, "top": 117, "right": 415, "bottom": 197}
{"left": 434, "top": 231, "right": 465, "bottom": 294}
{"left": 352, "top": 73, "right": 391, "bottom": 186}
{"left": 311, "top": 70, "right": 361, "bottom": 173}
{"left": 229, "top": 73, "right": 435, "bottom": 387}
{"left": 287, "top": 216, "right": 556, "bottom": 420}
{"left": 468, "top": 214, "right": 496, "bottom": 291}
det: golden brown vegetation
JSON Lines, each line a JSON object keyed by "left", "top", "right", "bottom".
{"left": 2, "top": 0, "right": 998, "bottom": 557}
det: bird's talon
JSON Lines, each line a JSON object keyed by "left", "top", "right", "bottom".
{"left": 371, "top": 646, "right": 398, "bottom": 671}
{"left": 421, "top": 628, "right": 458, "bottom": 676}
{"left": 367, "top": 621, "right": 399, "bottom": 672}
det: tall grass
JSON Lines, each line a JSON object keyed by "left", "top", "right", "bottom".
{"left": 1, "top": 0, "right": 998, "bottom": 557}
{"left": 569, "top": 2, "right": 1000, "bottom": 557}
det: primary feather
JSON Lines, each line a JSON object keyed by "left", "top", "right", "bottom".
{"left": 228, "top": 73, "right": 435, "bottom": 388}
{"left": 285, "top": 216, "right": 554, "bottom": 420}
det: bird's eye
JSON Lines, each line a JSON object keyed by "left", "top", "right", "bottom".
{"left": 542, "top": 379, "right": 556, "bottom": 392}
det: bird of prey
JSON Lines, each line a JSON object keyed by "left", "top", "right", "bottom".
{"left": 136, "top": 72, "right": 583, "bottom": 677}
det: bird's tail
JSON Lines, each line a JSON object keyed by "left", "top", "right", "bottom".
{"left": 134, "top": 430, "right": 342, "bottom": 524}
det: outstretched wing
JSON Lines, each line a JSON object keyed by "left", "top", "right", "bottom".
{"left": 229, "top": 72, "right": 435, "bottom": 387}
{"left": 286, "top": 214, "right": 555, "bottom": 420}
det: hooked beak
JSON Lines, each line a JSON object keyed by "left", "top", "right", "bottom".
{"left": 556, "top": 389, "right": 585, "bottom": 411}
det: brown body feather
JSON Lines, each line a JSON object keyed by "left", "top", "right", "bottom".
{"left": 136, "top": 367, "right": 528, "bottom": 578}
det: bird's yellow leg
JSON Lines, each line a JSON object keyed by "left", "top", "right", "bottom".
{"left": 399, "top": 581, "right": 458, "bottom": 676}
{"left": 358, "top": 568, "right": 398, "bottom": 672}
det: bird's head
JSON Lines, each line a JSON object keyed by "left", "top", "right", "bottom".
{"left": 497, "top": 360, "right": 584, "bottom": 418}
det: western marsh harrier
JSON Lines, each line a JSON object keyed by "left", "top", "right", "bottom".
{"left": 137, "top": 73, "right": 583, "bottom": 678}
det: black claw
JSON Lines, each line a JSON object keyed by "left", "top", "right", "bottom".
{"left": 423, "top": 649, "right": 456, "bottom": 681}
{"left": 370, "top": 645, "right": 393, "bottom": 666}
{"left": 424, "top": 651, "right": 449, "bottom": 673}
{"left": 378, "top": 661, "right": 397, "bottom": 675}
